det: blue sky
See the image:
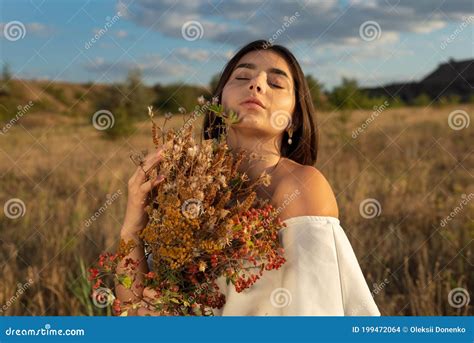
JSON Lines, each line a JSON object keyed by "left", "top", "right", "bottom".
{"left": 0, "top": 0, "right": 472, "bottom": 90}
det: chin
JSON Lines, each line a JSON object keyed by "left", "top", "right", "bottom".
{"left": 237, "top": 112, "right": 262, "bottom": 124}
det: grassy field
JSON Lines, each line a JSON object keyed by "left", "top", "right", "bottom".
{"left": 0, "top": 102, "right": 472, "bottom": 316}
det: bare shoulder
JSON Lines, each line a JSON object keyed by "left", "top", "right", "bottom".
{"left": 273, "top": 160, "right": 339, "bottom": 221}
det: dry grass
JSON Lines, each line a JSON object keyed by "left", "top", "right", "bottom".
{"left": 0, "top": 104, "right": 472, "bottom": 315}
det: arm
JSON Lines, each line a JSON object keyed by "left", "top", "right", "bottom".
{"left": 114, "top": 148, "right": 165, "bottom": 315}
{"left": 115, "top": 230, "right": 149, "bottom": 316}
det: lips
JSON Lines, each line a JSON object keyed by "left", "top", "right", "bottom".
{"left": 240, "top": 97, "right": 265, "bottom": 109}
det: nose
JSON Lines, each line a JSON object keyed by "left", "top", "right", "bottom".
{"left": 248, "top": 72, "right": 267, "bottom": 94}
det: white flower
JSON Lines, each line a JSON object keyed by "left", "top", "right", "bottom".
{"left": 147, "top": 106, "right": 154, "bottom": 118}
{"left": 218, "top": 175, "right": 227, "bottom": 187}
{"left": 197, "top": 95, "right": 205, "bottom": 105}
{"left": 260, "top": 171, "right": 272, "bottom": 187}
{"left": 187, "top": 146, "right": 198, "bottom": 158}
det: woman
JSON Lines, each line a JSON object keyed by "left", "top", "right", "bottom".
{"left": 116, "top": 40, "right": 380, "bottom": 316}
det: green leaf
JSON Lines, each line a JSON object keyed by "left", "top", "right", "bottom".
{"left": 118, "top": 274, "right": 133, "bottom": 289}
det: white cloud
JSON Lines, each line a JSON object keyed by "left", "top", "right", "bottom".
{"left": 117, "top": 0, "right": 472, "bottom": 48}
{"left": 115, "top": 30, "right": 128, "bottom": 38}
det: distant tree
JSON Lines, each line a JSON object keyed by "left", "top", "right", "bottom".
{"left": 2, "top": 63, "right": 12, "bottom": 82}
{"left": 154, "top": 83, "right": 210, "bottom": 114}
{"left": 390, "top": 96, "right": 405, "bottom": 108}
{"left": 94, "top": 83, "right": 121, "bottom": 111}
{"left": 209, "top": 73, "right": 221, "bottom": 94}
{"left": 0, "top": 63, "right": 12, "bottom": 94}
{"left": 412, "top": 93, "right": 431, "bottom": 107}
{"left": 120, "top": 68, "right": 154, "bottom": 120}
{"left": 305, "top": 75, "right": 330, "bottom": 110}
{"left": 101, "top": 105, "right": 135, "bottom": 140}
{"left": 94, "top": 68, "right": 153, "bottom": 140}
{"left": 437, "top": 94, "right": 461, "bottom": 106}
{"left": 329, "top": 78, "right": 365, "bottom": 109}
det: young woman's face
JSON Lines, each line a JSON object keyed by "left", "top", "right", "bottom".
{"left": 221, "top": 50, "right": 296, "bottom": 137}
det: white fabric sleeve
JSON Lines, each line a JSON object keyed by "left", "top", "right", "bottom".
{"left": 279, "top": 216, "right": 380, "bottom": 316}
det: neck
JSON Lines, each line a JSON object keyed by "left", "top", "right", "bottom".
{"left": 226, "top": 126, "right": 282, "bottom": 182}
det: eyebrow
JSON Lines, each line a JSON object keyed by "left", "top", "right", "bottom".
{"left": 235, "top": 63, "right": 290, "bottom": 79}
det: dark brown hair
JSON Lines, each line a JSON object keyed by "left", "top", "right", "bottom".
{"left": 202, "top": 39, "right": 318, "bottom": 166}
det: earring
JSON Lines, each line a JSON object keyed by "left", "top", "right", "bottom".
{"left": 287, "top": 127, "right": 293, "bottom": 145}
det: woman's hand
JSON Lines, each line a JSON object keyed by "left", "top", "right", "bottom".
{"left": 136, "top": 287, "right": 169, "bottom": 316}
{"left": 121, "top": 148, "right": 166, "bottom": 236}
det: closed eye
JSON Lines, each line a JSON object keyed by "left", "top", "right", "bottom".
{"left": 269, "top": 82, "right": 284, "bottom": 89}
{"left": 236, "top": 76, "right": 284, "bottom": 89}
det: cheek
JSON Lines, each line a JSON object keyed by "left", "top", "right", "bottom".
{"left": 221, "top": 84, "right": 236, "bottom": 108}
{"left": 269, "top": 92, "right": 295, "bottom": 116}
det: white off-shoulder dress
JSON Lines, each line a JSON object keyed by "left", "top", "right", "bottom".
{"left": 147, "top": 215, "right": 380, "bottom": 316}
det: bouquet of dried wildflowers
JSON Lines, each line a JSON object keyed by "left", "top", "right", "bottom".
{"left": 89, "top": 96, "right": 287, "bottom": 316}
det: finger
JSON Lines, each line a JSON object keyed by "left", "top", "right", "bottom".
{"left": 137, "top": 307, "right": 162, "bottom": 316}
{"left": 139, "top": 174, "right": 165, "bottom": 194}
{"left": 135, "top": 151, "right": 167, "bottom": 184}
{"left": 133, "top": 150, "right": 165, "bottom": 184}
{"left": 143, "top": 287, "right": 159, "bottom": 299}
{"left": 142, "top": 150, "right": 162, "bottom": 172}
